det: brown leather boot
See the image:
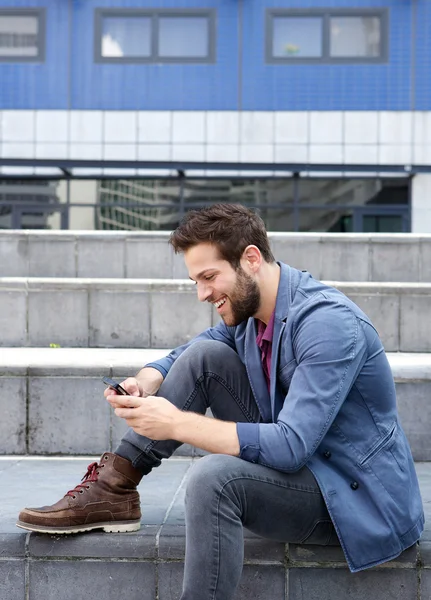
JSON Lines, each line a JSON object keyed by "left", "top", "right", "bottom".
{"left": 16, "top": 453, "right": 143, "bottom": 534}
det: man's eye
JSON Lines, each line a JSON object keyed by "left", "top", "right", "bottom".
{"left": 204, "top": 275, "right": 215, "bottom": 281}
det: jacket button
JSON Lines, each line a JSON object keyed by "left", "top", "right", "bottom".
{"left": 350, "top": 481, "right": 359, "bottom": 490}
{"left": 323, "top": 450, "right": 331, "bottom": 459}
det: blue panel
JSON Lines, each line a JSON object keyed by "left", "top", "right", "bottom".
{"left": 414, "top": 0, "right": 431, "bottom": 110}
{"left": 0, "top": 0, "right": 69, "bottom": 109}
{"left": 241, "top": 0, "right": 412, "bottom": 111}
{"left": 71, "top": 0, "right": 239, "bottom": 110}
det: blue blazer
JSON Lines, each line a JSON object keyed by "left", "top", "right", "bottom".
{"left": 149, "top": 263, "right": 424, "bottom": 572}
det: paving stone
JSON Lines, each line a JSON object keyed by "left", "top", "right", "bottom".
{"left": 243, "top": 530, "right": 285, "bottom": 563}
{"left": 28, "top": 528, "right": 158, "bottom": 559}
{"left": 28, "top": 377, "right": 110, "bottom": 453}
{"left": 288, "top": 567, "right": 417, "bottom": 600}
{"left": 0, "top": 533, "right": 26, "bottom": 557}
{"left": 89, "top": 290, "right": 151, "bottom": 348}
{"left": 77, "top": 238, "right": 125, "bottom": 278}
{"left": 418, "top": 541, "right": 431, "bottom": 566}
{"left": 422, "top": 570, "right": 431, "bottom": 599}
{"left": 28, "top": 290, "right": 88, "bottom": 347}
{"left": 0, "top": 561, "right": 25, "bottom": 600}
{"left": 289, "top": 543, "right": 418, "bottom": 567}
{"left": 0, "top": 377, "right": 26, "bottom": 454}
{"left": 158, "top": 562, "right": 285, "bottom": 600}
{"left": 29, "top": 560, "right": 155, "bottom": 600}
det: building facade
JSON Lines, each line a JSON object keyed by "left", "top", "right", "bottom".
{"left": 0, "top": 0, "right": 430, "bottom": 232}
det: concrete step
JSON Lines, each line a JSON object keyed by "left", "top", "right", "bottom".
{"left": 1, "top": 230, "right": 431, "bottom": 282}
{"left": 2, "top": 278, "right": 431, "bottom": 352}
{"left": 1, "top": 348, "right": 430, "bottom": 460}
{"left": 1, "top": 456, "right": 430, "bottom": 600}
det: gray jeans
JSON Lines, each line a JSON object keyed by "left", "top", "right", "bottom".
{"left": 116, "top": 341, "right": 340, "bottom": 600}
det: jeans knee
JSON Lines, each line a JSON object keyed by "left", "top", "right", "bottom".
{"left": 185, "top": 454, "right": 237, "bottom": 505}
{"left": 174, "top": 340, "right": 236, "bottom": 371}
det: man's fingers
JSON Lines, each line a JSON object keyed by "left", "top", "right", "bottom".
{"left": 107, "top": 395, "right": 141, "bottom": 408}
{"left": 115, "top": 407, "right": 138, "bottom": 419}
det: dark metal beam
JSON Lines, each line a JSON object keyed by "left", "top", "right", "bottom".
{"left": 0, "top": 157, "right": 422, "bottom": 179}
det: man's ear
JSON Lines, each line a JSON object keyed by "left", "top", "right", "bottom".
{"left": 241, "top": 245, "right": 262, "bottom": 273}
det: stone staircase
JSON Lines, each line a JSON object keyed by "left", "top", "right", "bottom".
{"left": 0, "top": 230, "right": 430, "bottom": 600}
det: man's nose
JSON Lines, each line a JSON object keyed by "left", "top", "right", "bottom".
{"left": 197, "top": 281, "right": 212, "bottom": 303}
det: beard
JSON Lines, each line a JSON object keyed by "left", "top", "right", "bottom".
{"left": 222, "top": 266, "right": 261, "bottom": 327}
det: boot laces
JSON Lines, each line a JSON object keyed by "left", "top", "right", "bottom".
{"left": 65, "top": 461, "right": 104, "bottom": 498}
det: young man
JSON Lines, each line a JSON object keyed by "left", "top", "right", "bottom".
{"left": 18, "top": 204, "right": 424, "bottom": 598}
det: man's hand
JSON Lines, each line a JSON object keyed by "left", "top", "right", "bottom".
{"left": 103, "top": 367, "right": 164, "bottom": 409}
{"left": 106, "top": 393, "right": 241, "bottom": 456}
{"left": 106, "top": 394, "right": 180, "bottom": 440}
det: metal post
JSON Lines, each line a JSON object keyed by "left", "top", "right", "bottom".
{"left": 179, "top": 172, "right": 185, "bottom": 219}
{"left": 293, "top": 173, "right": 300, "bottom": 232}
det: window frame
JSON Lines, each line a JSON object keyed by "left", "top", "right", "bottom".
{"left": 0, "top": 8, "right": 45, "bottom": 63}
{"left": 94, "top": 8, "right": 216, "bottom": 64}
{"left": 266, "top": 8, "right": 388, "bottom": 64}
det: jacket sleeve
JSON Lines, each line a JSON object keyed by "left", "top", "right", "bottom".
{"left": 236, "top": 300, "right": 368, "bottom": 471}
{"left": 145, "top": 321, "right": 237, "bottom": 377}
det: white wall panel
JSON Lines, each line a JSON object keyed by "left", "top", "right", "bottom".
{"left": 379, "top": 145, "right": 412, "bottom": 165}
{"left": 36, "top": 111, "right": 68, "bottom": 143}
{"left": 104, "top": 111, "right": 137, "bottom": 143}
{"left": 172, "top": 112, "right": 205, "bottom": 143}
{"left": 379, "top": 112, "right": 412, "bottom": 144}
{"left": 138, "top": 111, "right": 171, "bottom": 143}
{"left": 310, "top": 112, "right": 342, "bottom": 144}
{"left": 275, "top": 112, "right": 308, "bottom": 144}
{"left": 207, "top": 112, "right": 239, "bottom": 144}
{"left": 275, "top": 144, "right": 308, "bottom": 162}
{"left": 70, "top": 111, "right": 103, "bottom": 143}
{"left": 344, "top": 112, "right": 378, "bottom": 144}
{"left": 240, "top": 112, "right": 274, "bottom": 144}
{"left": 35, "top": 143, "right": 68, "bottom": 159}
{"left": 2, "top": 111, "right": 35, "bottom": 142}
{"left": 309, "top": 144, "right": 343, "bottom": 163}
{"left": 344, "top": 145, "right": 378, "bottom": 164}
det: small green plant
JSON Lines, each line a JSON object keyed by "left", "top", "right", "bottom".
{"left": 49, "top": 343, "right": 61, "bottom": 348}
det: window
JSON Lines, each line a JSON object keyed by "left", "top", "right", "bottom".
{"left": 95, "top": 9, "right": 216, "bottom": 63}
{"left": 0, "top": 9, "right": 45, "bottom": 62}
{"left": 266, "top": 9, "right": 387, "bottom": 63}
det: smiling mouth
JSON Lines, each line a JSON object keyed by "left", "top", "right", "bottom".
{"left": 213, "top": 297, "right": 227, "bottom": 309}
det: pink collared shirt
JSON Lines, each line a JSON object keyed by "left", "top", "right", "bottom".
{"left": 255, "top": 311, "right": 275, "bottom": 392}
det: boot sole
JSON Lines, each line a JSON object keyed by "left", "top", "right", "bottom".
{"left": 16, "top": 520, "right": 141, "bottom": 534}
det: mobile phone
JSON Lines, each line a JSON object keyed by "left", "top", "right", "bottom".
{"left": 102, "top": 376, "right": 128, "bottom": 395}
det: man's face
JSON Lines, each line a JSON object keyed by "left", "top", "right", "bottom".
{"left": 184, "top": 243, "right": 261, "bottom": 327}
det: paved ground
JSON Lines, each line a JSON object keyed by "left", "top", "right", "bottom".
{"left": 1, "top": 456, "right": 430, "bottom": 540}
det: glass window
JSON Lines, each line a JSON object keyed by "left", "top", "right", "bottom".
{"left": 272, "top": 17, "right": 322, "bottom": 58}
{"left": 101, "top": 17, "right": 151, "bottom": 58}
{"left": 330, "top": 16, "right": 381, "bottom": 58}
{"left": 267, "top": 9, "right": 386, "bottom": 63}
{"left": 96, "top": 10, "right": 215, "bottom": 63}
{"left": 159, "top": 17, "right": 209, "bottom": 58}
{"left": 0, "top": 13, "right": 41, "bottom": 58}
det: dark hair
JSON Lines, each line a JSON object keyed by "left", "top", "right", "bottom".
{"left": 169, "top": 203, "right": 275, "bottom": 269}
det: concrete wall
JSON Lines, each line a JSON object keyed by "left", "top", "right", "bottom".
{"left": 1, "top": 278, "right": 431, "bottom": 352}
